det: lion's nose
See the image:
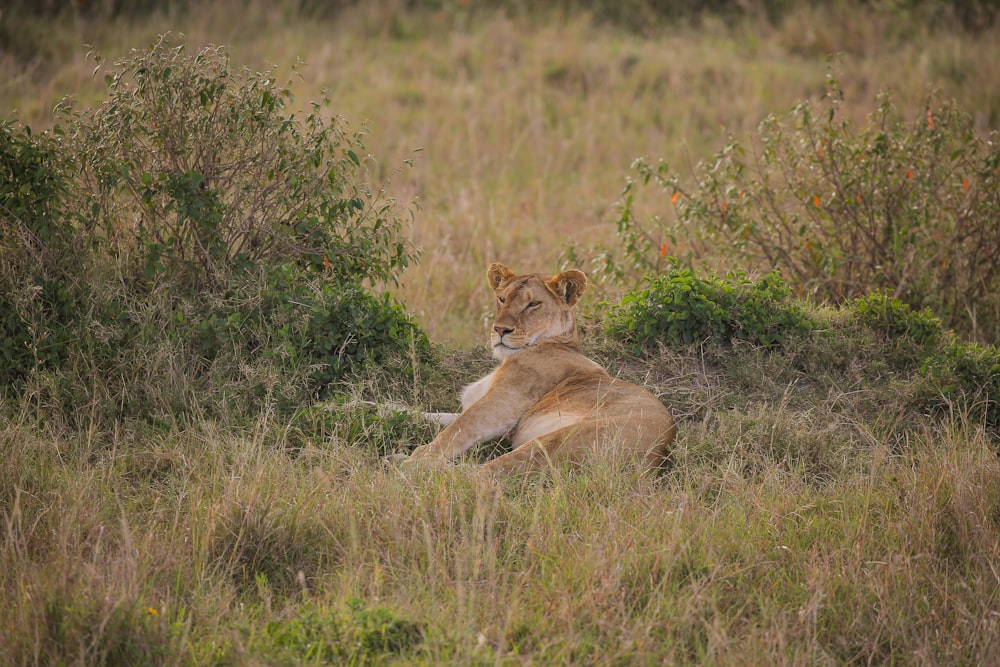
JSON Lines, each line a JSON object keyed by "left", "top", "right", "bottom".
{"left": 493, "top": 325, "right": 513, "bottom": 337}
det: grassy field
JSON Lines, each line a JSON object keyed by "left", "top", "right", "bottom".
{"left": 3, "top": 320, "right": 1000, "bottom": 664}
{"left": 3, "top": 1, "right": 1000, "bottom": 665}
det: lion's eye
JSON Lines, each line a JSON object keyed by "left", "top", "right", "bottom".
{"left": 497, "top": 296, "right": 506, "bottom": 304}
{"left": 527, "top": 300, "right": 541, "bottom": 308}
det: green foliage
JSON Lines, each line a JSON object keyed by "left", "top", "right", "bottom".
{"left": 610, "top": 264, "right": 813, "bottom": 350}
{"left": 0, "top": 37, "right": 425, "bottom": 423}
{"left": 63, "top": 34, "right": 416, "bottom": 291}
{"left": 923, "top": 341, "right": 1000, "bottom": 433}
{"left": 188, "top": 264, "right": 428, "bottom": 377}
{"left": 0, "top": 122, "right": 87, "bottom": 384}
{"left": 616, "top": 79, "right": 1000, "bottom": 344}
{"left": 141, "top": 265, "right": 429, "bottom": 420}
{"left": 851, "top": 292, "right": 944, "bottom": 370}
{"left": 305, "top": 284, "right": 427, "bottom": 392}
{"left": 290, "top": 398, "right": 438, "bottom": 456}
{"left": 0, "top": 278, "right": 82, "bottom": 386}
{"left": 852, "top": 292, "right": 942, "bottom": 348}
{"left": 264, "top": 601, "right": 422, "bottom": 664}
{"left": 0, "top": 121, "right": 75, "bottom": 256}
{"left": 29, "top": 595, "right": 182, "bottom": 666}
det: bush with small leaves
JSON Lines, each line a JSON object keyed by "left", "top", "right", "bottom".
{"left": 612, "top": 79, "right": 1000, "bottom": 344}
{"left": 164, "top": 263, "right": 428, "bottom": 415}
{"left": 610, "top": 264, "right": 813, "bottom": 351}
{"left": 263, "top": 601, "right": 422, "bottom": 663}
{"left": 2, "top": 36, "right": 425, "bottom": 424}
{"left": 0, "top": 121, "right": 85, "bottom": 384}
{"left": 852, "top": 292, "right": 943, "bottom": 370}
{"left": 921, "top": 341, "right": 1000, "bottom": 434}
{"left": 62, "top": 34, "right": 416, "bottom": 291}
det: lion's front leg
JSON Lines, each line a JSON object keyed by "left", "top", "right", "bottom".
{"left": 407, "top": 399, "right": 523, "bottom": 463}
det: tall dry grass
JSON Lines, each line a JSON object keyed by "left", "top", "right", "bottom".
{"left": 3, "top": 390, "right": 999, "bottom": 664}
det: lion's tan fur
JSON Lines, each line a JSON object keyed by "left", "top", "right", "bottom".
{"left": 407, "top": 263, "right": 676, "bottom": 474}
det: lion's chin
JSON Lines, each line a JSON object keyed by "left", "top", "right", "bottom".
{"left": 491, "top": 342, "right": 522, "bottom": 360}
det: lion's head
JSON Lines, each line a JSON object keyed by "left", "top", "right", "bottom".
{"left": 487, "top": 263, "right": 588, "bottom": 359}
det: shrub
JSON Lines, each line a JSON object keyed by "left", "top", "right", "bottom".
{"left": 305, "top": 283, "right": 426, "bottom": 391}
{"left": 0, "top": 278, "right": 81, "bottom": 386}
{"left": 191, "top": 264, "right": 428, "bottom": 398}
{"left": 615, "top": 79, "right": 1000, "bottom": 344}
{"left": 609, "top": 264, "right": 813, "bottom": 350}
{"left": 851, "top": 292, "right": 944, "bottom": 370}
{"left": 922, "top": 341, "right": 1000, "bottom": 434}
{"left": 0, "top": 122, "right": 76, "bottom": 259}
{"left": 852, "top": 293, "right": 942, "bottom": 348}
{"left": 2, "top": 36, "right": 425, "bottom": 423}
{"left": 61, "top": 34, "right": 416, "bottom": 291}
{"left": 0, "top": 122, "right": 85, "bottom": 384}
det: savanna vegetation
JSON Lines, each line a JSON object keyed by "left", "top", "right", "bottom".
{"left": 2, "top": 1, "right": 1000, "bottom": 664}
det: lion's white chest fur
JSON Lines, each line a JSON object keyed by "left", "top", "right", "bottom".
{"left": 460, "top": 369, "right": 497, "bottom": 410}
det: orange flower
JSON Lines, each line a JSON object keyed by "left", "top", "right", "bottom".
{"left": 927, "top": 110, "right": 935, "bottom": 129}
{"left": 907, "top": 168, "right": 914, "bottom": 180}
{"left": 813, "top": 195, "right": 821, "bottom": 208}
{"left": 671, "top": 191, "right": 679, "bottom": 205}
{"left": 659, "top": 242, "right": 668, "bottom": 257}
{"left": 962, "top": 178, "right": 970, "bottom": 193}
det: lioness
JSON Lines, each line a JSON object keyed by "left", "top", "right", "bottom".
{"left": 406, "top": 263, "right": 676, "bottom": 474}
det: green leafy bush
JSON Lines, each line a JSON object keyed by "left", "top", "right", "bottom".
{"left": 615, "top": 79, "right": 1000, "bottom": 344}
{"left": 0, "top": 122, "right": 75, "bottom": 258}
{"left": 852, "top": 292, "right": 944, "bottom": 370}
{"left": 852, "top": 293, "right": 942, "bottom": 348}
{"left": 0, "top": 279, "right": 82, "bottom": 386}
{"left": 62, "top": 35, "right": 416, "bottom": 291}
{"left": 0, "top": 122, "right": 86, "bottom": 384}
{"left": 188, "top": 264, "right": 428, "bottom": 397}
{"left": 1, "top": 37, "right": 425, "bottom": 424}
{"left": 922, "top": 341, "right": 1000, "bottom": 433}
{"left": 610, "top": 264, "right": 813, "bottom": 350}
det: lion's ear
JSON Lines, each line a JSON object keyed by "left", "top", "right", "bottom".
{"left": 545, "top": 269, "right": 588, "bottom": 306}
{"left": 487, "top": 263, "right": 516, "bottom": 290}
